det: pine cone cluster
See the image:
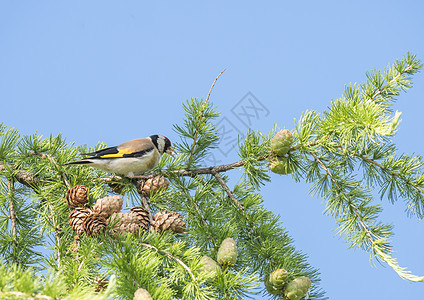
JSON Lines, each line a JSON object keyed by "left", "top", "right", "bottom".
{"left": 66, "top": 183, "right": 186, "bottom": 240}
{"left": 199, "top": 238, "right": 237, "bottom": 279}
{"left": 263, "top": 268, "right": 311, "bottom": 299}
{"left": 66, "top": 185, "right": 89, "bottom": 208}
{"left": 66, "top": 186, "right": 137, "bottom": 237}
{"left": 137, "top": 175, "right": 169, "bottom": 197}
{"left": 153, "top": 211, "right": 185, "bottom": 233}
{"left": 268, "top": 129, "right": 296, "bottom": 175}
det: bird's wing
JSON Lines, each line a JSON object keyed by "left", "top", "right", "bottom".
{"left": 83, "top": 139, "right": 155, "bottom": 159}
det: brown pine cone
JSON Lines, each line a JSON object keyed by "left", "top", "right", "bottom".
{"left": 153, "top": 211, "right": 185, "bottom": 234}
{"left": 69, "top": 207, "right": 92, "bottom": 235}
{"left": 93, "top": 276, "right": 108, "bottom": 292}
{"left": 130, "top": 206, "right": 150, "bottom": 230}
{"left": 109, "top": 207, "right": 150, "bottom": 235}
{"left": 93, "top": 195, "right": 123, "bottom": 219}
{"left": 83, "top": 212, "right": 107, "bottom": 237}
{"left": 66, "top": 185, "right": 89, "bottom": 208}
{"left": 137, "top": 175, "right": 169, "bottom": 197}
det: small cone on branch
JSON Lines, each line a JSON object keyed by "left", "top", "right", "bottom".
{"left": 93, "top": 195, "right": 123, "bottom": 219}
{"left": 270, "top": 129, "right": 293, "bottom": 156}
{"left": 284, "top": 276, "right": 311, "bottom": 300}
{"left": 69, "top": 207, "right": 93, "bottom": 235}
{"left": 93, "top": 276, "right": 108, "bottom": 292}
{"left": 264, "top": 274, "right": 283, "bottom": 295}
{"left": 269, "top": 268, "right": 288, "bottom": 289}
{"left": 153, "top": 211, "right": 185, "bottom": 234}
{"left": 199, "top": 256, "right": 221, "bottom": 278}
{"left": 137, "top": 175, "right": 169, "bottom": 197}
{"left": 66, "top": 185, "right": 89, "bottom": 208}
{"left": 83, "top": 212, "right": 107, "bottom": 237}
{"left": 133, "top": 288, "right": 153, "bottom": 300}
{"left": 217, "top": 238, "right": 237, "bottom": 267}
{"left": 269, "top": 156, "right": 293, "bottom": 175}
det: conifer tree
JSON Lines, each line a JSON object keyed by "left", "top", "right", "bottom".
{"left": 0, "top": 52, "right": 422, "bottom": 299}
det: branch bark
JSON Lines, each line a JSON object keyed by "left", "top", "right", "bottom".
{"left": 8, "top": 179, "right": 18, "bottom": 265}
{"left": 0, "top": 162, "right": 40, "bottom": 187}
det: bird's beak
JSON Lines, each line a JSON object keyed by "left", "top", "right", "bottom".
{"left": 166, "top": 147, "right": 176, "bottom": 157}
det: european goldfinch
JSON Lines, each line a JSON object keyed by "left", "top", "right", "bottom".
{"left": 64, "top": 135, "right": 173, "bottom": 177}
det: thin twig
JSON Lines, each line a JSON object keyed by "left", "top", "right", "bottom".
{"left": 369, "top": 64, "right": 413, "bottom": 101}
{"left": 354, "top": 152, "right": 424, "bottom": 194}
{"left": 212, "top": 171, "right": 247, "bottom": 218}
{"left": 33, "top": 152, "right": 71, "bottom": 189}
{"left": 140, "top": 242, "right": 196, "bottom": 282}
{"left": 73, "top": 260, "right": 85, "bottom": 287}
{"left": 187, "top": 69, "right": 226, "bottom": 167}
{"left": 205, "top": 68, "right": 226, "bottom": 104}
{"left": 181, "top": 186, "right": 208, "bottom": 227}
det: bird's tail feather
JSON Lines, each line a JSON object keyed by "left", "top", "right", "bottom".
{"left": 63, "top": 160, "right": 93, "bottom": 166}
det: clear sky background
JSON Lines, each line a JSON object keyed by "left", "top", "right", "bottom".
{"left": 1, "top": 1, "right": 424, "bottom": 299}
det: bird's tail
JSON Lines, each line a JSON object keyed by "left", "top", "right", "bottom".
{"left": 63, "top": 159, "right": 93, "bottom": 166}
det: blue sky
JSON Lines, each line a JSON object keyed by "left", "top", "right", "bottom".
{"left": 1, "top": 1, "right": 424, "bottom": 299}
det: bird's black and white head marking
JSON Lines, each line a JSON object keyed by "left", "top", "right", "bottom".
{"left": 150, "top": 135, "right": 172, "bottom": 155}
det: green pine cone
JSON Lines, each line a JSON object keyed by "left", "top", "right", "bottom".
{"left": 199, "top": 256, "right": 221, "bottom": 278}
{"left": 284, "top": 276, "right": 311, "bottom": 300}
{"left": 133, "top": 288, "right": 153, "bottom": 300}
{"left": 264, "top": 274, "right": 283, "bottom": 295}
{"left": 217, "top": 238, "right": 237, "bottom": 267}
{"left": 270, "top": 129, "right": 293, "bottom": 156}
{"left": 269, "top": 268, "right": 288, "bottom": 289}
{"left": 269, "top": 156, "right": 292, "bottom": 175}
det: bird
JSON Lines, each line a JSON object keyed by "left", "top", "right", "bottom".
{"left": 64, "top": 135, "right": 173, "bottom": 177}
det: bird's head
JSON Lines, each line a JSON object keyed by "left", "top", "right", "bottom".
{"left": 151, "top": 135, "right": 175, "bottom": 157}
